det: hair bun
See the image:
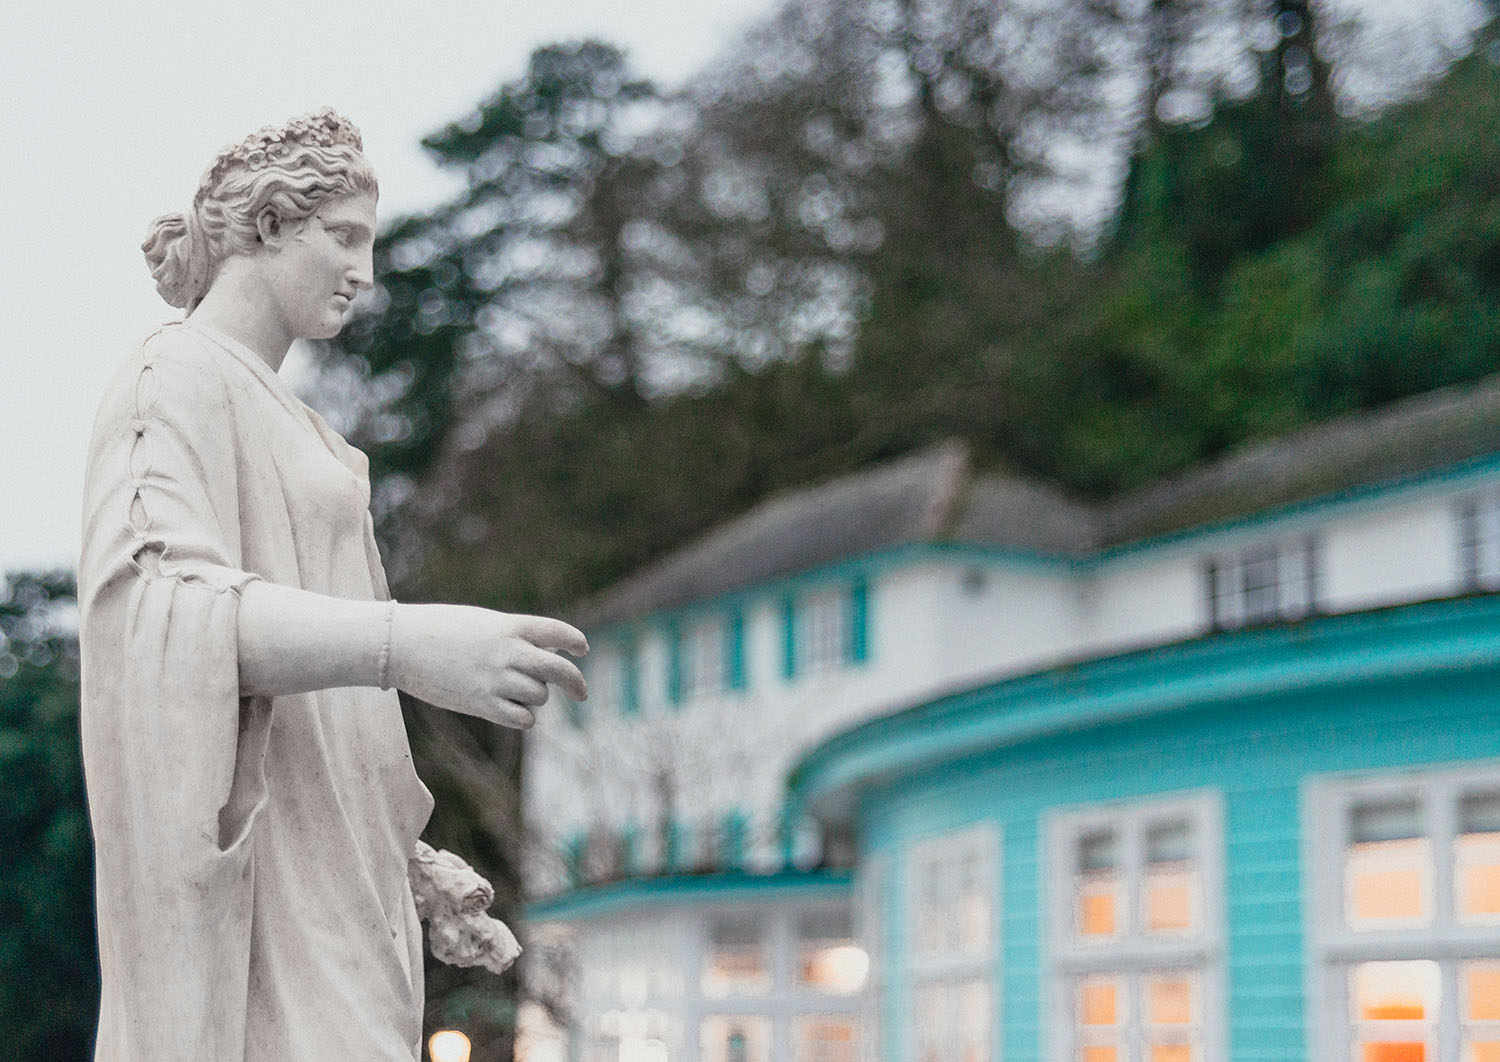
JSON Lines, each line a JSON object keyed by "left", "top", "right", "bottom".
{"left": 141, "top": 210, "right": 211, "bottom": 310}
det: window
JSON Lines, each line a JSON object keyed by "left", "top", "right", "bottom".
{"left": 702, "top": 914, "right": 771, "bottom": 998}
{"left": 701, "top": 1017, "right": 772, "bottom": 1062}
{"left": 1456, "top": 493, "right": 1500, "bottom": 591}
{"left": 686, "top": 616, "right": 726, "bottom": 700}
{"left": 1049, "top": 793, "right": 1223, "bottom": 1062}
{"left": 1202, "top": 534, "right": 1319, "bottom": 630}
{"left": 803, "top": 589, "right": 849, "bottom": 675}
{"left": 783, "top": 580, "right": 870, "bottom": 680}
{"left": 907, "top": 826, "right": 997, "bottom": 1062}
{"left": 793, "top": 1017, "right": 860, "bottom": 1062}
{"left": 1309, "top": 764, "right": 1500, "bottom": 1061}
{"left": 797, "top": 908, "right": 869, "bottom": 996}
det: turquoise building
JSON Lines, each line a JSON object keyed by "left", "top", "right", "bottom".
{"left": 524, "top": 379, "right": 1500, "bottom": 1062}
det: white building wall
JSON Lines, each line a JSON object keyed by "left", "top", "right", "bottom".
{"left": 526, "top": 470, "right": 1499, "bottom": 894}
{"left": 1319, "top": 493, "right": 1463, "bottom": 611}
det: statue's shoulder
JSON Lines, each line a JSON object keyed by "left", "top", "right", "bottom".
{"left": 100, "top": 323, "right": 235, "bottom": 424}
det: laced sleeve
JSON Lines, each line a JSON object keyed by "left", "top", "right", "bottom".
{"left": 78, "top": 324, "right": 268, "bottom": 1062}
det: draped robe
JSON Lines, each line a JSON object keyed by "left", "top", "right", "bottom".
{"left": 79, "top": 320, "right": 434, "bottom": 1061}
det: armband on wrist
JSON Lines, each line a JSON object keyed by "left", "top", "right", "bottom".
{"left": 378, "top": 599, "right": 397, "bottom": 691}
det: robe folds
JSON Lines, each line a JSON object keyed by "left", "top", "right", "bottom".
{"left": 79, "top": 321, "right": 434, "bottom": 1062}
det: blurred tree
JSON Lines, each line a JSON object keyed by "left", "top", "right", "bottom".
{"left": 0, "top": 571, "right": 94, "bottom": 1059}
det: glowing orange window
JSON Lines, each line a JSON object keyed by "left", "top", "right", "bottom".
{"left": 1144, "top": 973, "right": 1197, "bottom": 1062}
{"left": 1075, "top": 830, "right": 1121, "bottom": 941}
{"left": 1465, "top": 961, "right": 1500, "bottom": 1062}
{"left": 1457, "top": 791, "right": 1500, "bottom": 925}
{"left": 1077, "top": 976, "right": 1124, "bottom": 1062}
{"left": 1079, "top": 977, "right": 1120, "bottom": 1026}
{"left": 1144, "top": 821, "right": 1198, "bottom": 936}
{"left": 1345, "top": 799, "right": 1432, "bottom": 930}
{"left": 1351, "top": 961, "right": 1438, "bottom": 1062}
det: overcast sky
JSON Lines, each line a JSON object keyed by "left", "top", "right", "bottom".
{"left": 2, "top": 1, "right": 1485, "bottom": 575}
{"left": 0, "top": 1, "right": 777, "bottom": 574}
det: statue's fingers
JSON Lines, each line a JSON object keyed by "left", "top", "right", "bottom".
{"left": 498, "top": 671, "right": 549, "bottom": 708}
{"left": 485, "top": 699, "right": 535, "bottom": 729}
{"left": 515, "top": 644, "right": 588, "bottom": 700}
{"left": 510, "top": 615, "right": 588, "bottom": 656}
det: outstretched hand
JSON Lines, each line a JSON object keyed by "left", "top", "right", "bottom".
{"left": 389, "top": 604, "right": 588, "bottom": 728}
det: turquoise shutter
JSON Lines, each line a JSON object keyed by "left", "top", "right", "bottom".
{"left": 726, "top": 608, "right": 747, "bottom": 691}
{"left": 621, "top": 637, "right": 640, "bottom": 715}
{"left": 721, "top": 810, "right": 748, "bottom": 868}
{"left": 781, "top": 596, "right": 798, "bottom": 680}
{"left": 666, "top": 622, "right": 683, "bottom": 706}
{"left": 848, "top": 578, "right": 869, "bottom": 664}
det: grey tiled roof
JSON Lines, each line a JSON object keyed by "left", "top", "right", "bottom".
{"left": 576, "top": 375, "right": 1500, "bottom": 626}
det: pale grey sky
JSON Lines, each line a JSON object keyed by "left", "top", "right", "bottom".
{"left": 1, "top": 1, "right": 1484, "bottom": 574}
{"left": 0, "top": 1, "right": 775, "bottom": 573}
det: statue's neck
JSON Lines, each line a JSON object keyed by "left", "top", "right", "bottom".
{"left": 188, "top": 263, "right": 292, "bottom": 373}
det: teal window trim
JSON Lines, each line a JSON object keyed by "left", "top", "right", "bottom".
{"left": 726, "top": 608, "right": 747, "bottom": 692}
{"left": 621, "top": 636, "right": 640, "bottom": 715}
{"left": 848, "top": 577, "right": 869, "bottom": 665}
{"left": 781, "top": 596, "right": 798, "bottom": 680}
{"left": 665, "top": 621, "right": 683, "bottom": 706}
{"left": 778, "top": 803, "right": 798, "bottom": 869}
{"left": 720, "top": 809, "right": 748, "bottom": 868}
{"left": 564, "top": 832, "right": 587, "bottom": 888}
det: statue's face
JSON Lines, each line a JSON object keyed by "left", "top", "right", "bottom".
{"left": 266, "top": 192, "right": 377, "bottom": 341}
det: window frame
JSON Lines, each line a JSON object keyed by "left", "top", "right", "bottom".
{"left": 1046, "top": 790, "right": 1226, "bottom": 1062}
{"left": 1203, "top": 533, "right": 1321, "bottom": 632}
{"left": 856, "top": 855, "right": 886, "bottom": 1062}
{"left": 1455, "top": 491, "right": 1500, "bottom": 592}
{"left": 1305, "top": 761, "right": 1500, "bottom": 1061}
{"left": 905, "top": 824, "right": 999, "bottom": 1062}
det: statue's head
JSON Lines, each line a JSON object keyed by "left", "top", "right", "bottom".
{"left": 142, "top": 108, "right": 378, "bottom": 313}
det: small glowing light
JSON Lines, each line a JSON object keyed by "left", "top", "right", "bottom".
{"left": 806, "top": 944, "right": 870, "bottom": 993}
{"left": 430, "top": 1029, "right": 472, "bottom": 1062}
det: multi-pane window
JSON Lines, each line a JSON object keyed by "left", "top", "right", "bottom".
{"left": 686, "top": 617, "right": 727, "bottom": 700}
{"left": 907, "top": 826, "right": 997, "bottom": 1062}
{"left": 792, "top": 1017, "right": 861, "bottom": 1062}
{"left": 1202, "top": 534, "right": 1320, "bottom": 630}
{"left": 784, "top": 580, "right": 869, "bottom": 680}
{"left": 702, "top": 913, "right": 771, "bottom": 998}
{"left": 1310, "top": 765, "right": 1500, "bottom": 1061}
{"left": 1456, "top": 492, "right": 1500, "bottom": 591}
{"left": 701, "top": 1016, "right": 772, "bottom": 1062}
{"left": 1050, "top": 794, "right": 1222, "bottom": 1062}
{"left": 797, "top": 908, "right": 869, "bottom": 996}
{"left": 803, "top": 589, "right": 850, "bottom": 675}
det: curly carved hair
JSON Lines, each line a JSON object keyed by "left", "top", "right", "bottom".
{"left": 141, "top": 108, "right": 378, "bottom": 311}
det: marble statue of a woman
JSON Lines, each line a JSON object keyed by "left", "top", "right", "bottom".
{"left": 78, "top": 108, "right": 587, "bottom": 1062}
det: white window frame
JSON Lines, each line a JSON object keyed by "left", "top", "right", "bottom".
{"left": 1305, "top": 761, "right": 1500, "bottom": 1061}
{"left": 856, "top": 855, "right": 886, "bottom": 1062}
{"left": 905, "top": 824, "right": 999, "bottom": 1062}
{"left": 1046, "top": 791, "right": 1226, "bottom": 1062}
{"left": 802, "top": 587, "right": 850, "bottom": 676}
{"left": 686, "top": 615, "right": 726, "bottom": 701}
{"left": 1203, "top": 534, "right": 1320, "bottom": 631}
{"left": 1455, "top": 491, "right": 1500, "bottom": 591}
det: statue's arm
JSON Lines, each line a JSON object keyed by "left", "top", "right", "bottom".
{"left": 237, "top": 580, "right": 588, "bottom": 728}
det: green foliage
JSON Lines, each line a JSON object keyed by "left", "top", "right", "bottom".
{"left": 0, "top": 572, "right": 95, "bottom": 1060}
{"left": 1054, "top": 44, "right": 1500, "bottom": 492}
